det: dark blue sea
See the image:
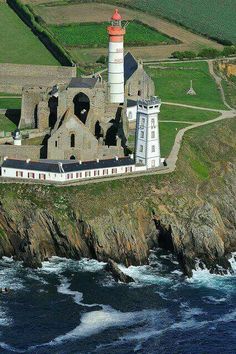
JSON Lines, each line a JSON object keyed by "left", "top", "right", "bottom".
{"left": 0, "top": 250, "right": 235, "bottom": 354}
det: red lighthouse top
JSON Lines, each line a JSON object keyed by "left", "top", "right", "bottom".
{"left": 112, "top": 8, "right": 122, "bottom": 21}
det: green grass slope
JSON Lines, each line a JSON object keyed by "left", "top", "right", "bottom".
{"left": 0, "top": 3, "right": 59, "bottom": 65}
{"left": 147, "top": 62, "right": 226, "bottom": 110}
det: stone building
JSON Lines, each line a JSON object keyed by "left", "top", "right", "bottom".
{"left": 9, "top": 52, "right": 154, "bottom": 162}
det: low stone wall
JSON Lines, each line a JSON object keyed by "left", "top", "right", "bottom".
{"left": 0, "top": 145, "right": 41, "bottom": 160}
{"left": 0, "top": 63, "right": 76, "bottom": 94}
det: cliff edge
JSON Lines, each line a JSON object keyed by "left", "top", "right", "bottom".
{"left": 0, "top": 119, "right": 235, "bottom": 276}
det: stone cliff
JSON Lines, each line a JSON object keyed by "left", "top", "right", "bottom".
{"left": 0, "top": 119, "right": 235, "bottom": 276}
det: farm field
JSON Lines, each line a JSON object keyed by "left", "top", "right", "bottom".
{"left": 121, "top": 0, "right": 236, "bottom": 44}
{"left": 0, "top": 3, "right": 59, "bottom": 65}
{"left": 47, "top": 0, "right": 234, "bottom": 44}
{"left": 48, "top": 21, "right": 175, "bottom": 48}
{"left": 32, "top": 2, "right": 222, "bottom": 62}
{"left": 147, "top": 62, "right": 226, "bottom": 110}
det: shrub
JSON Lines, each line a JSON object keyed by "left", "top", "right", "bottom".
{"left": 171, "top": 51, "right": 196, "bottom": 60}
{"left": 198, "top": 48, "right": 221, "bottom": 59}
{"left": 96, "top": 55, "right": 108, "bottom": 64}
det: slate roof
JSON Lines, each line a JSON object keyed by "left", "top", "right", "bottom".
{"left": 127, "top": 99, "right": 137, "bottom": 107}
{"left": 124, "top": 52, "right": 138, "bottom": 83}
{"left": 68, "top": 77, "right": 98, "bottom": 89}
{"left": 1, "top": 157, "right": 134, "bottom": 173}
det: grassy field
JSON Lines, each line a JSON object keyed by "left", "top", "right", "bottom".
{"left": 0, "top": 98, "right": 22, "bottom": 110}
{"left": 147, "top": 62, "right": 226, "bottom": 110}
{"left": 48, "top": 21, "right": 175, "bottom": 48}
{"left": 159, "top": 122, "right": 190, "bottom": 157}
{"left": 0, "top": 114, "right": 17, "bottom": 132}
{"left": 0, "top": 3, "right": 59, "bottom": 65}
{"left": 160, "top": 105, "right": 219, "bottom": 122}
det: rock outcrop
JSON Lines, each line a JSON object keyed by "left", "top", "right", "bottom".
{"left": 105, "top": 259, "right": 134, "bottom": 283}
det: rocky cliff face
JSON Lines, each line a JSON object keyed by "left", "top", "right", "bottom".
{"left": 0, "top": 119, "right": 235, "bottom": 276}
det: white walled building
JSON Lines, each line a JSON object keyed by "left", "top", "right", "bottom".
{"left": 1, "top": 156, "right": 146, "bottom": 183}
{"left": 135, "top": 97, "right": 161, "bottom": 169}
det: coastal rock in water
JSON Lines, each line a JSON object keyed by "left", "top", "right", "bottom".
{"left": 105, "top": 259, "right": 134, "bottom": 283}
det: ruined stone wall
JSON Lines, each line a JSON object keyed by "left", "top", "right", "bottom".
{"left": 0, "top": 145, "right": 41, "bottom": 161}
{"left": 0, "top": 63, "right": 76, "bottom": 94}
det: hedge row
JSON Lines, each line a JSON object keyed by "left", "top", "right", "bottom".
{"left": 7, "top": 0, "right": 74, "bottom": 66}
{"left": 172, "top": 46, "right": 236, "bottom": 60}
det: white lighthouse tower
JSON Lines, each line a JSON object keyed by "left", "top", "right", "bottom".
{"left": 107, "top": 9, "right": 126, "bottom": 103}
{"left": 135, "top": 97, "right": 161, "bottom": 169}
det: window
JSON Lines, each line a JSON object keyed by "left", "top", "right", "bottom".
{"left": 140, "top": 131, "right": 144, "bottom": 138}
{"left": 16, "top": 171, "right": 23, "bottom": 177}
{"left": 85, "top": 171, "right": 91, "bottom": 178}
{"left": 55, "top": 141, "right": 58, "bottom": 148}
{"left": 67, "top": 173, "right": 73, "bottom": 179}
{"left": 138, "top": 90, "right": 141, "bottom": 96}
{"left": 103, "top": 169, "right": 108, "bottom": 176}
{"left": 70, "top": 133, "right": 75, "bottom": 148}
{"left": 76, "top": 172, "right": 82, "bottom": 178}
{"left": 151, "top": 131, "right": 155, "bottom": 139}
{"left": 140, "top": 117, "right": 145, "bottom": 129}
{"left": 28, "top": 172, "right": 35, "bottom": 179}
{"left": 125, "top": 167, "right": 132, "bottom": 173}
{"left": 152, "top": 145, "right": 155, "bottom": 152}
{"left": 39, "top": 173, "right": 46, "bottom": 180}
{"left": 139, "top": 159, "right": 143, "bottom": 164}
{"left": 151, "top": 118, "right": 155, "bottom": 128}
{"left": 112, "top": 168, "right": 117, "bottom": 174}
{"left": 139, "top": 145, "right": 143, "bottom": 152}
{"left": 94, "top": 170, "right": 100, "bottom": 177}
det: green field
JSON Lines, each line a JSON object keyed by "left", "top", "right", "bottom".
{"left": 159, "top": 122, "right": 190, "bottom": 157}
{"left": 0, "top": 114, "right": 17, "bottom": 132}
{"left": 160, "top": 105, "right": 219, "bottom": 122}
{"left": 147, "top": 62, "right": 226, "bottom": 110}
{"left": 0, "top": 3, "right": 59, "bottom": 65}
{"left": 101, "top": 0, "right": 236, "bottom": 44}
{"left": 48, "top": 21, "right": 175, "bottom": 48}
{"left": 0, "top": 98, "right": 22, "bottom": 110}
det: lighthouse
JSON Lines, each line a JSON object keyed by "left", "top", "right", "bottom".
{"left": 135, "top": 97, "right": 161, "bottom": 169}
{"left": 107, "top": 9, "right": 126, "bottom": 104}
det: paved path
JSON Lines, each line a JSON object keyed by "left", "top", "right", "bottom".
{"left": 162, "top": 101, "right": 227, "bottom": 113}
{"left": 166, "top": 110, "right": 236, "bottom": 171}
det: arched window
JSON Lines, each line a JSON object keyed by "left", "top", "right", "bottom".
{"left": 73, "top": 93, "right": 90, "bottom": 124}
{"left": 70, "top": 133, "right": 75, "bottom": 148}
{"left": 70, "top": 155, "right": 76, "bottom": 160}
{"left": 138, "top": 90, "right": 142, "bottom": 97}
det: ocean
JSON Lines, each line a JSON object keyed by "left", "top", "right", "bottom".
{"left": 0, "top": 250, "right": 235, "bottom": 354}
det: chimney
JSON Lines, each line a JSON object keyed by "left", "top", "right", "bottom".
{"left": 26, "top": 159, "right": 31, "bottom": 164}
{"left": 129, "top": 154, "right": 134, "bottom": 160}
{"left": 79, "top": 160, "right": 82, "bottom": 165}
{"left": 115, "top": 156, "right": 119, "bottom": 161}
{"left": 3, "top": 156, "right": 8, "bottom": 161}
{"left": 96, "top": 158, "right": 100, "bottom": 163}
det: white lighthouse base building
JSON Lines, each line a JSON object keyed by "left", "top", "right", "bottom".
{"left": 135, "top": 97, "right": 161, "bottom": 169}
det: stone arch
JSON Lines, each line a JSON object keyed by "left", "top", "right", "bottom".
{"left": 73, "top": 92, "right": 90, "bottom": 124}
{"left": 70, "top": 133, "right": 75, "bottom": 148}
{"left": 70, "top": 155, "right": 76, "bottom": 160}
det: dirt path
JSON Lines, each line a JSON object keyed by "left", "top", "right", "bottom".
{"left": 162, "top": 102, "right": 226, "bottom": 113}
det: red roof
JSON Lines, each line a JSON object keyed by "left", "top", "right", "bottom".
{"left": 112, "top": 8, "right": 122, "bottom": 21}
